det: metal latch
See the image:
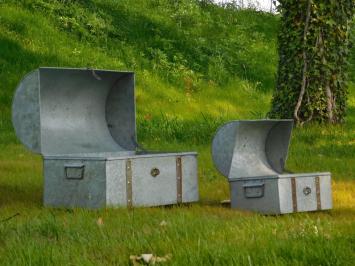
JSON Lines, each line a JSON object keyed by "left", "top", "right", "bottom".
{"left": 243, "top": 181, "right": 265, "bottom": 198}
{"left": 303, "top": 186, "right": 312, "bottom": 196}
{"left": 150, "top": 168, "right": 160, "bottom": 177}
{"left": 64, "top": 163, "right": 85, "bottom": 179}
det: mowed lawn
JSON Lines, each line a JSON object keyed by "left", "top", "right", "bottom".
{"left": 1, "top": 84, "right": 354, "bottom": 266}
{"left": 0, "top": 1, "right": 354, "bottom": 265}
{"left": 0, "top": 126, "right": 354, "bottom": 265}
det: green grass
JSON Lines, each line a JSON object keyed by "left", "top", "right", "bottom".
{"left": 0, "top": 0, "right": 354, "bottom": 265}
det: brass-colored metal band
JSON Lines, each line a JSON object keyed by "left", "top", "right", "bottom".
{"left": 176, "top": 157, "right": 182, "bottom": 203}
{"left": 315, "top": 176, "right": 321, "bottom": 210}
{"left": 291, "top": 177, "right": 297, "bottom": 212}
{"left": 126, "top": 159, "right": 133, "bottom": 208}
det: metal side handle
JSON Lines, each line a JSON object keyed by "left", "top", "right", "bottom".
{"left": 64, "top": 163, "right": 85, "bottom": 179}
{"left": 243, "top": 181, "right": 265, "bottom": 198}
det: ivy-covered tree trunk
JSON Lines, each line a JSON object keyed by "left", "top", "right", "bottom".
{"left": 269, "top": 0, "right": 354, "bottom": 124}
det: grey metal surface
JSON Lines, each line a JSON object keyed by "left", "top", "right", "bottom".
{"left": 13, "top": 67, "right": 199, "bottom": 208}
{"left": 230, "top": 178, "right": 280, "bottom": 214}
{"left": 44, "top": 154, "right": 198, "bottom": 208}
{"left": 43, "top": 151, "right": 197, "bottom": 160}
{"left": 181, "top": 155, "right": 199, "bottom": 203}
{"left": 294, "top": 176, "right": 318, "bottom": 212}
{"left": 12, "top": 70, "right": 41, "bottom": 153}
{"left": 211, "top": 121, "right": 238, "bottom": 177}
{"left": 12, "top": 67, "right": 136, "bottom": 155}
{"left": 44, "top": 159, "right": 107, "bottom": 208}
{"left": 212, "top": 119, "right": 332, "bottom": 214}
{"left": 230, "top": 173, "right": 332, "bottom": 214}
{"left": 129, "top": 154, "right": 198, "bottom": 206}
{"left": 212, "top": 120, "right": 293, "bottom": 179}
{"left": 319, "top": 174, "right": 332, "bottom": 210}
{"left": 106, "top": 159, "right": 126, "bottom": 206}
{"left": 278, "top": 173, "right": 332, "bottom": 214}
{"left": 131, "top": 156, "right": 179, "bottom": 206}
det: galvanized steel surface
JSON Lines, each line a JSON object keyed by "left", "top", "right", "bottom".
{"left": 211, "top": 120, "right": 293, "bottom": 179}
{"left": 13, "top": 67, "right": 199, "bottom": 208}
{"left": 12, "top": 67, "right": 136, "bottom": 155}
{"left": 12, "top": 70, "right": 41, "bottom": 153}
{"left": 229, "top": 173, "right": 332, "bottom": 214}
{"left": 212, "top": 119, "right": 332, "bottom": 214}
{"left": 43, "top": 154, "right": 199, "bottom": 208}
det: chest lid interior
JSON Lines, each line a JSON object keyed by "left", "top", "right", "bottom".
{"left": 12, "top": 67, "right": 136, "bottom": 156}
{"left": 212, "top": 120, "right": 293, "bottom": 180}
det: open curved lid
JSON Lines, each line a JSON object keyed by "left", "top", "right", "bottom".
{"left": 211, "top": 120, "right": 293, "bottom": 179}
{"left": 12, "top": 67, "right": 136, "bottom": 155}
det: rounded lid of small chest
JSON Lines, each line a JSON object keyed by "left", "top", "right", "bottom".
{"left": 211, "top": 120, "right": 293, "bottom": 179}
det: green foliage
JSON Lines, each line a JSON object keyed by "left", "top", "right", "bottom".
{"left": 0, "top": 0, "right": 277, "bottom": 146}
{"left": 350, "top": 20, "right": 355, "bottom": 82}
{"left": 0, "top": 1, "right": 354, "bottom": 265}
{"left": 12, "top": 0, "right": 278, "bottom": 87}
{"left": 0, "top": 141, "right": 355, "bottom": 265}
{"left": 269, "top": 0, "right": 354, "bottom": 123}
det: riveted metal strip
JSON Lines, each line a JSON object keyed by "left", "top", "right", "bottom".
{"left": 126, "top": 159, "right": 133, "bottom": 208}
{"left": 291, "top": 177, "right": 297, "bottom": 212}
{"left": 176, "top": 157, "right": 182, "bottom": 203}
{"left": 315, "top": 176, "right": 321, "bottom": 210}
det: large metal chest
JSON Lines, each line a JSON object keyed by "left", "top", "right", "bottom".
{"left": 212, "top": 120, "right": 332, "bottom": 214}
{"left": 12, "top": 68, "right": 198, "bottom": 208}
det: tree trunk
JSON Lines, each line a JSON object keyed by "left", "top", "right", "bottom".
{"left": 268, "top": 0, "right": 354, "bottom": 124}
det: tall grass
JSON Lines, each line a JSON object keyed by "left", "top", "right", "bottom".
{"left": 0, "top": 0, "right": 354, "bottom": 265}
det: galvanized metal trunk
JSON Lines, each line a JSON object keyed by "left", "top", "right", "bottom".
{"left": 212, "top": 120, "right": 332, "bottom": 214}
{"left": 12, "top": 68, "right": 199, "bottom": 208}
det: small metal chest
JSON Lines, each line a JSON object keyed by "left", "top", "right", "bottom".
{"left": 212, "top": 120, "right": 332, "bottom": 214}
{"left": 12, "top": 68, "right": 198, "bottom": 208}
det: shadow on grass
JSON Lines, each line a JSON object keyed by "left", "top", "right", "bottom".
{"left": 0, "top": 36, "right": 61, "bottom": 106}
{"left": 345, "top": 106, "right": 355, "bottom": 124}
{"left": 0, "top": 183, "right": 42, "bottom": 208}
{"left": 91, "top": 1, "right": 277, "bottom": 89}
{"left": 0, "top": 35, "right": 63, "bottom": 144}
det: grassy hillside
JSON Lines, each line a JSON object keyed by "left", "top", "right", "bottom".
{"left": 0, "top": 0, "right": 354, "bottom": 265}
{"left": 0, "top": 0, "right": 278, "bottom": 145}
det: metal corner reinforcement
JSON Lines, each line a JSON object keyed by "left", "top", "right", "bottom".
{"left": 176, "top": 157, "right": 182, "bottom": 203}
{"left": 126, "top": 159, "right": 133, "bottom": 207}
{"left": 315, "top": 176, "right": 321, "bottom": 210}
{"left": 291, "top": 177, "right": 297, "bottom": 212}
